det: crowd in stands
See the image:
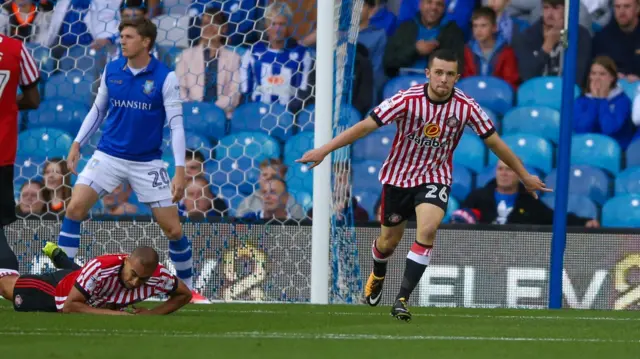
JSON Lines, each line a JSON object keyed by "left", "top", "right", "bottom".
{"left": 5, "top": 0, "right": 640, "bottom": 227}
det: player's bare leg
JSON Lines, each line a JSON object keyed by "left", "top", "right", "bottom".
{"left": 391, "top": 203, "right": 445, "bottom": 322}
{"left": 57, "top": 184, "right": 100, "bottom": 259}
{"left": 365, "top": 222, "right": 406, "bottom": 306}
{"left": 0, "top": 275, "right": 18, "bottom": 301}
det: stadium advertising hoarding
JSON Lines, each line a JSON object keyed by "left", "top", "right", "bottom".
{"left": 6, "top": 220, "right": 640, "bottom": 310}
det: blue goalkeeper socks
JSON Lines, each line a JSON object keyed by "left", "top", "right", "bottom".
{"left": 57, "top": 218, "right": 81, "bottom": 260}
{"left": 169, "top": 235, "right": 193, "bottom": 290}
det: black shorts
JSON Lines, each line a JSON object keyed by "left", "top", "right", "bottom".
{"left": 0, "top": 165, "right": 16, "bottom": 226}
{"left": 380, "top": 183, "right": 451, "bottom": 227}
{"left": 12, "top": 270, "right": 73, "bottom": 312}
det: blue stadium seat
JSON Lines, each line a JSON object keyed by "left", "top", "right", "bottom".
{"left": 489, "top": 134, "right": 553, "bottom": 174}
{"left": 382, "top": 75, "right": 425, "bottom": 99}
{"left": 626, "top": 139, "right": 640, "bottom": 168}
{"left": 353, "top": 190, "right": 380, "bottom": 220}
{"left": 58, "top": 45, "right": 97, "bottom": 72}
{"left": 545, "top": 165, "right": 610, "bottom": 205}
{"left": 157, "top": 45, "right": 184, "bottom": 69}
{"left": 352, "top": 130, "right": 394, "bottom": 162}
{"left": 352, "top": 160, "right": 383, "bottom": 193}
{"left": 453, "top": 133, "right": 485, "bottom": 173}
{"left": 502, "top": 106, "right": 560, "bottom": 143}
{"left": 456, "top": 76, "right": 513, "bottom": 115}
{"left": 482, "top": 106, "right": 500, "bottom": 133}
{"left": 14, "top": 155, "right": 46, "bottom": 181}
{"left": 231, "top": 103, "right": 294, "bottom": 141}
{"left": 44, "top": 70, "right": 95, "bottom": 105}
{"left": 451, "top": 165, "right": 473, "bottom": 201}
{"left": 286, "top": 162, "right": 313, "bottom": 193}
{"left": 289, "top": 189, "right": 313, "bottom": 212}
{"left": 217, "top": 156, "right": 261, "bottom": 195}
{"left": 476, "top": 165, "right": 542, "bottom": 188}
{"left": 618, "top": 78, "right": 640, "bottom": 100}
{"left": 295, "top": 104, "right": 362, "bottom": 132}
{"left": 215, "top": 132, "right": 281, "bottom": 162}
{"left": 602, "top": 195, "right": 640, "bottom": 228}
{"left": 24, "top": 43, "right": 54, "bottom": 80}
{"left": 17, "top": 128, "right": 73, "bottom": 158}
{"left": 615, "top": 168, "right": 640, "bottom": 195}
{"left": 571, "top": 134, "right": 621, "bottom": 174}
{"left": 220, "top": 185, "right": 245, "bottom": 217}
{"left": 284, "top": 132, "right": 314, "bottom": 166}
{"left": 183, "top": 102, "right": 227, "bottom": 140}
{"left": 164, "top": 131, "right": 213, "bottom": 155}
{"left": 27, "top": 99, "right": 87, "bottom": 134}
{"left": 541, "top": 194, "right": 598, "bottom": 220}
{"left": 517, "top": 77, "right": 580, "bottom": 110}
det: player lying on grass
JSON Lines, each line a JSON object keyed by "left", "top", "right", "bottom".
{"left": 0, "top": 240, "right": 192, "bottom": 315}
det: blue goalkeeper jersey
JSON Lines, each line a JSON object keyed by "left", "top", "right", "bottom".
{"left": 240, "top": 41, "right": 313, "bottom": 106}
{"left": 98, "top": 56, "right": 172, "bottom": 162}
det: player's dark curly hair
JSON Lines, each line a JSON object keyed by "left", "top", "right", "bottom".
{"left": 428, "top": 48, "right": 459, "bottom": 67}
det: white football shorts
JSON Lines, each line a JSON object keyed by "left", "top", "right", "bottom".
{"left": 77, "top": 150, "right": 173, "bottom": 206}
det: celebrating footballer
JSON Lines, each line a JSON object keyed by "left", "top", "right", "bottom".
{"left": 297, "top": 48, "right": 552, "bottom": 321}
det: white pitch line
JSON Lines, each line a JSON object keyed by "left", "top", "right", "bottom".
{"left": 179, "top": 308, "right": 640, "bottom": 322}
{"left": 0, "top": 329, "right": 638, "bottom": 343}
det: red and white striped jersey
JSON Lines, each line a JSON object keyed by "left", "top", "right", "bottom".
{"left": 54, "top": 254, "right": 178, "bottom": 312}
{"left": 370, "top": 84, "right": 495, "bottom": 187}
{"left": 0, "top": 34, "right": 40, "bottom": 166}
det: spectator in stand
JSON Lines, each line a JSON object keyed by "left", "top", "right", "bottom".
{"left": 513, "top": 0, "right": 591, "bottom": 86}
{"left": 185, "top": 149, "right": 206, "bottom": 180}
{"left": 42, "top": 158, "right": 71, "bottom": 215}
{"left": 574, "top": 56, "right": 635, "bottom": 150}
{"left": 528, "top": 0, "right": 593, "bottom": 34}
{"left": 486, "top": 0, "right": 530, "bottom": 44}
{"left": 582, "top": 0, "right": 613, "bottom": 29}
{"left": 15, "top": 180, "right": 46, "bottom": 218}
{"left": 101, "top": 183, "right": 142, "bottom": 216}
{"left": 307, "top": 163, "right": 370, "bottom": 222}
{"left": 352, "top": 43, "right": 375, "bottom": 116}
{"left": 366, "top": 0, "right": 397, "bottom": 36}
{"left": 187, "top": 0, "right": 267, "bottom": 47}
{"left": 176, "top": 6, "right": 241, "bottom": 118}
{"left": 179, "top": 175, "right": 227, "bottom": 219}
{"left": 461, "top": 160, "right": 600, "bottom": 227}
{"left": 462, "top": 7, "right": 519, "bottom": 89}
{"left": 0, "top": 0, "right": 53, "bottom": 43}
{"left": 235, "top": 158, "right": 305, "bottom": 219}
{"left": 592, "top": 0, "right": 640, "bottom": 83}
{"left": 242, "top": 177, "right": 299, "bottom": 221}
{"left": 384, "top": 0, "right": 465, "bottom": 77}
{"left": 398, "top": 0, "right": 476, "bottom": 39}
{"left": 240, "top": 1, "right": 313, "bottom": 114}
{"left": 358, "top": 0, "right": 387, "bottom": 104}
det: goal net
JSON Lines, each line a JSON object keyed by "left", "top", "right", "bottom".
{"left": 7, "top": 0, "right": 365, "bottom": 304}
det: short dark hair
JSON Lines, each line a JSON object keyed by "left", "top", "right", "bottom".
{"left": 186, "top": 149, "right": 206, "bottom": 163}
{"left": 471, "top": 6, "right": 497, "bottom": 24}
{"left": 130, "top": 246, "right": 159, "bottom": 270}
{"left": 120, "top": 0, "right": 148, "bottom": 14}
{"left": 542, "top": 0, "right": 564, "bottom": 6}
{"left": 428, "top": 48, "right": 459, "bottom": 68}
{"left": 118, "top": 18, "right": 157, "bottom": 51}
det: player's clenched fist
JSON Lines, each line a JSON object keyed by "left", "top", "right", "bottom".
{"left": 172, "top": 167, "right": 186, "bottom": 203}
{"left": 296, "top": 148, "right": 328, "bottom": 169}
{"left": 67, "top": 142, "right": 81, "bottom": 175}
{"left": 521, "top": 174, "right": 553, "bottom": 199}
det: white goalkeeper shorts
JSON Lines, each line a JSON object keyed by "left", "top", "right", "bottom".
{"left": 77, "top": 150, "right": 174, "bottom": 207}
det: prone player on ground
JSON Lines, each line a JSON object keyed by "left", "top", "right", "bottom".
{"left": 53, "top": 18, "right": 206, "bottom": 301}
{"left": 297, "top": 48, "right": 552, "bottom": 321}
{"left": 0, "top": 242, "right": 192, "bottom": 315}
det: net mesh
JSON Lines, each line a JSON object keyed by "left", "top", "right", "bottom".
{"left": 10, "top": 0, "right": 364, "bottom": 303}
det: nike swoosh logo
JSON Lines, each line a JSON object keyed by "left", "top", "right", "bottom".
{"left": 369, "top": 292, "right": 382, "bottom": 305}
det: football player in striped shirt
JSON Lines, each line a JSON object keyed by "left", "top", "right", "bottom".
{"left": 297, "top": 49, "right": 552, "bottom": 321}
{"left": 0, "top": 242, "right": 192, "bottom": 315}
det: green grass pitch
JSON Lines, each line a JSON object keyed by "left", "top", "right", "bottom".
{"left": 1, "top": 301, "right": 640, "bottom": 358}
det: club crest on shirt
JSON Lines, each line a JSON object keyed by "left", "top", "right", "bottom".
{"left": 446, "top": 116, "right": 460, "bottom": 128}
{"left": 143, "top": 80, "right": 155, "bottom": 95}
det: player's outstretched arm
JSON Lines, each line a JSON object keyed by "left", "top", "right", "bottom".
{"left": 296, "top": 116, "right": 380, "bottom": 169}
{"left": 135, "top": 280, "right": 192, "bottom": 315}
{"left": 483, "top": 132, "right": 553, "bottom": 199}
{"left": 62, "top": 285, "right": 131, "bottom": 315}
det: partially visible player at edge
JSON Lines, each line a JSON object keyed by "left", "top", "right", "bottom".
{"left": 0, "top": 242, "right": 192, "bottom": 315}
{"left": 57, "top": 18, "right": 208, "bottom": 303}
{"left": 0, "top": 33, "right": 40, "bottom": 265}
{"left": 297, "top": 49, "right": 552, "bottom": 321}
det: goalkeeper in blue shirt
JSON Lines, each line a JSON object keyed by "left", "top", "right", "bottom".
{"left": 57, "top": 18, "right": 208, "bottom": 303}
